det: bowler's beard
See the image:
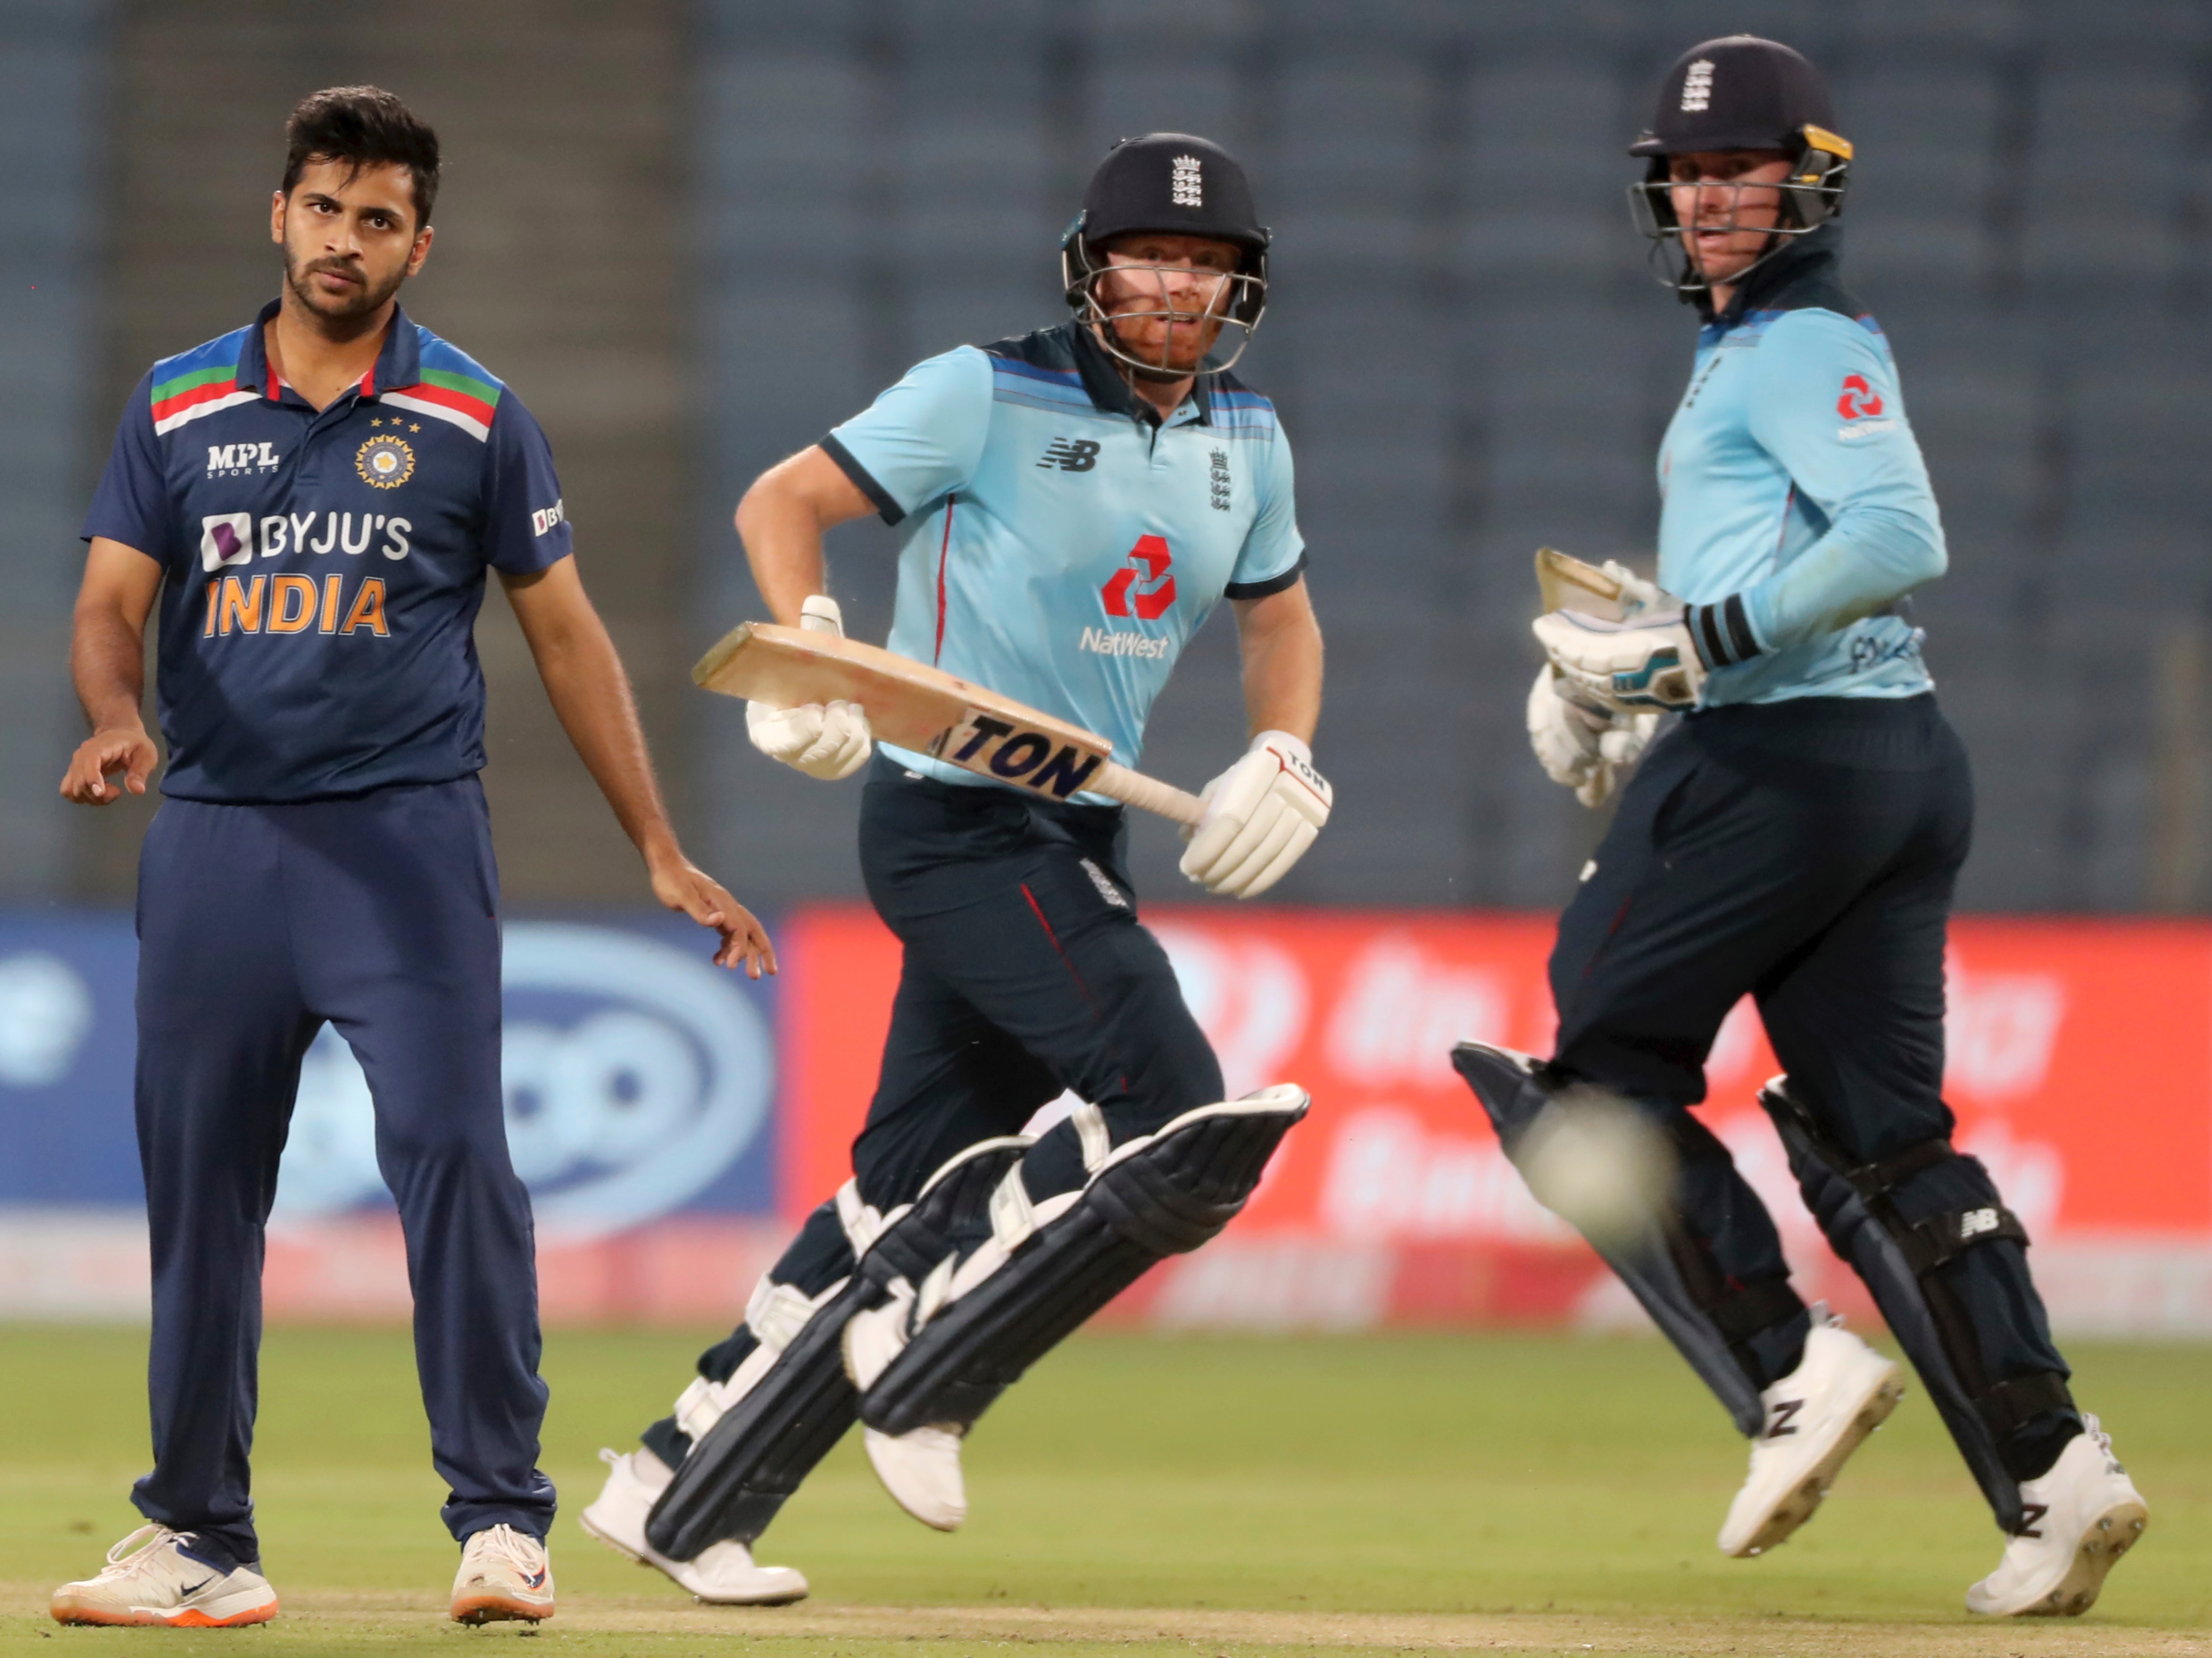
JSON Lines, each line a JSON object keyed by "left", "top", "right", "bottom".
{"left": 283, "top": 247, "right": 408, "bottom": 329}
{"left": 1105, "top": 313, "right": 1217, "bottom": 379}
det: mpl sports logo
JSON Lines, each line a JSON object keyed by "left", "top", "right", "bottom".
{"left": 206, "top": 441, "right": 281, "bottom": 479}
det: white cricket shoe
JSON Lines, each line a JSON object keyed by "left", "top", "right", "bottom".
{"left": 861, "top": 1424, "right": 968, "bottom": 1532}
{"left": 449, "top": 1523, "right": 555, "bottom": 1624}
{"left": 51, "top": 1525, "right": 279, "bottom": 1627}
{"left": 579, "top": 1447, "right": 809, "bottom": 1605}
{"left": 1966, "top": 1416, "right": 2148, "bottom": 1616}
{"left": 1718, "top": 1309, "right": 1905, "bottom": 1557}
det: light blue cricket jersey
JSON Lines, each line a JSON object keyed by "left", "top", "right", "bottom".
{"left": 821, "top": 320, "right": 1305, "bottom": 795}
{"left": 1657, "top": 229, "right": 1946, "bottom": 705}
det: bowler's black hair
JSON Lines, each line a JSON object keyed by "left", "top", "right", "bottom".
{"left": 281, "top": 86, "right": 440, "bottom": 228}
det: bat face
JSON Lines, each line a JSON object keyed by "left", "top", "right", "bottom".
{"left": 694, "top": 623, "right": 1116, "bottom": 803}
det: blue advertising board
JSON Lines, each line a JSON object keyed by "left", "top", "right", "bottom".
{"left": 0, "top": 911, "right": 779, "bottom": 1237}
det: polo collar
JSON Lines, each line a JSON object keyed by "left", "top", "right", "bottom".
{"left": 1701, "top": 224, "right": 1844, "bottom": 329}
{"left": 1067, "top": 320, "right": 1213, "bottom": 427}
{"left": 241, "top": 297, "right": 423, "bottom": 402}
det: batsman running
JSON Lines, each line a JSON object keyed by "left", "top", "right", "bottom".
{"left": 580, "top": 133, "right": 1326, "bottom": 1601}
{"left": 1456, "top": 37, "right": 2148, "bottom": 1617}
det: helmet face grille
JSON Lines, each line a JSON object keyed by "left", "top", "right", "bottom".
{"left": 1627, "top": 137, "right": 1849, "bottom": 298}
{"left": 1060, "top": 226, "right": 1269, "bottom": 377}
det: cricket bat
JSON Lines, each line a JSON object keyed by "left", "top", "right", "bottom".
{"left": 1534, "top": 547, "right": 1639, "bottom": 621}
{"left": 693, "top": 622, "right": 1206, "bottom": 826}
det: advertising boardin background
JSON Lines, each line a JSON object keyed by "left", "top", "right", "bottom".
{"left": 0, "top": 912, "right": 786, "bottom": 1322}
{"left": 782, "top": 907, "right": 2212, "bottom": 1337}
{"left": 6, "top": 906, "right": 2210, "bottom": 1334}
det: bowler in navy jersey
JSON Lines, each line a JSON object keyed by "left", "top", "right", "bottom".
{"left": 51, "top": 87, "right": 772, "bottom": 1631}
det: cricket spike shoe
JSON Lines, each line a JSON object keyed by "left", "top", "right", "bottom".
{"left": 50, "top": 1525, "right": 279, "bottom": 1627}
{"left": 580, "top": 1446, "right": 810, "bottom": 1604}
{"left": 1966, "top": 1416, "right": 2147, "bottom": 1616}
{"left": 861, "top": 1424, "right": 968, "bottom": 1532}
{"left": 449, "top": 1523, "right": 555, "bottom": 1624}
{"left": 1718, "top": 1307, "right": 1905, "bottom": 1557}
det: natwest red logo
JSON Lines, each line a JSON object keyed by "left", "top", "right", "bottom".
{"left": 1836, "top": 372, "right": 1886, "bottom": 420}
{"left": 1102, "top": 534, "right": 1176, "bottom": 621}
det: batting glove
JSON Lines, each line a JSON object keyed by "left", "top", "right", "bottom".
{"left": 1532, "top": 607, "right": 1710, "bottom": 713}
{"left": 1525, "top": 667, "right": 1658, "bottom": 809}
{"left": 745, "top": 595, "right": 873, "bottom": 781}
{"left": 1179, "top": 731, "right": 1332, "bottom": 899}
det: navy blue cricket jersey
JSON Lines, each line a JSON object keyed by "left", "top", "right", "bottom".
{"left": 84, "top": 299, "right": 573, "bottom": 802}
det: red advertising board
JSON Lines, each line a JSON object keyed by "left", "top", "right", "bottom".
{"left": 780, "top": 906, "right": 2212, "bottom": 1332}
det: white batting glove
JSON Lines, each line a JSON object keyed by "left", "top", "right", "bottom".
{"left": 745, "top": 595, "right": 873, "bottom": 781}
{"left": 1595, "top": 559, "right": 1663, "bottom": 618}
{"left": 1532, "top": 607, "right": 1709, "bottom": 714}
{"left": 1526, "top": 667, "right": 1658, "bottom": 808}
{"left": 1178, "top": 731, "right": 1332, "bottom": 899}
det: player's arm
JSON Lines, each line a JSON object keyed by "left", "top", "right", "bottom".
{"left": 501, "top": 555, "right": 774, "bottom": 977}
{"left": 1733, "top": 313, "right": 1946, "bottom": 648}
{"left": 734, "top": 447, "right": 878, "bottom": 625}
{"left": 59, "top": 538, "right": 163, "bottom": 805}
{"left": 732, "top": 348, "right": 993, "bottom": 781}
{"left": 1180, "top": 429, "right": 1331, "bottom": 900}
{"left": 1533, "top": 316, "right": 1946, "bottom": 712}
{"left": 1231, "top": 576, "right": 1322, "bottom": 743}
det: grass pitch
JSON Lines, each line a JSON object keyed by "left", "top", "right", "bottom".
{"left": 0, "top": 1324, "right": 2204, "bottom": 1656}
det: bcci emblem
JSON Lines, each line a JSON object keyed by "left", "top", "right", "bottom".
{"left": 356, "top": 434, "right": 415, "bottom": 490}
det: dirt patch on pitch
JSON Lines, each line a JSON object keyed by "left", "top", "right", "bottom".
{"left": 5, "top": 1587, "right": 2205, "bottom": 1654}
{"left": 262, "top": 1591, "right": 2212, "bottom": 1653}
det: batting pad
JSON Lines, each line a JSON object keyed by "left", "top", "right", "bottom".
{"left": 1452, "top": 1040, "right": 1791, "bottom": 1437}
{"left": 1760, "top": 1077, "right": 2068, "bottom": 1532}
{"left": 856, "top": 1087, "right": 1308, "bottom": 1440}
{"left": 645, "top": 1138, "right": 1029, "bottom": 1561}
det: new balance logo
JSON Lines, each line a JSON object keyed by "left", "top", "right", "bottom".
{"left": 1764, "top": 1399, "right": 1804, "bottom": 1439}
{"left": 1959, "top": 1207, "right": 2000, "bottom": 1240}
{"left": 1038, "top": 438, "right": 1100, "bottom": 472}
{"left": 2018, "top": 1501, "right": 2048, "bottom": 1539}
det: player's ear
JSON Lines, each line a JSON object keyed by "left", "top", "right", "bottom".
{"left": 406, "top": 223, "right": 434, "bottom": 277}
{"left": 270, "top": 190, "right": 286, "bottom": 246}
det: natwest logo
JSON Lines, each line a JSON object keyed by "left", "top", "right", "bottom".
{"left": 1836, "top": 372, "right": 1886, "bottom": 420}
{"left": 1102, "top": 534, "right": 1175, "bottom": 621}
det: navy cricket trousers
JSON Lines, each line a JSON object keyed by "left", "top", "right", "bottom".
{"left": 642, "top": 756, "right": 1221, "bottom": 1462}
{"left": 132, "top": 778, "right": 552, "bottom": 1570}
{"left": 1546, "top": 695, "right": 2074, "bottom": 1477}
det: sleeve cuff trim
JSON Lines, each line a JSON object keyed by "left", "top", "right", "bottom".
{"left": 820, "top": 433, "right": 905, "bottom": 525}
{"left": 1224, "top": 550, "right": 1307, "bottom": 601}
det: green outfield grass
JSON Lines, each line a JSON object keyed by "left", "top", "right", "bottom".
{"left": 0, "top": 1324, "right": 2204, "bottom": 1656}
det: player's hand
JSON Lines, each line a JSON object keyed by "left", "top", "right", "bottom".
{"left": 649, "top": 855, "right": 778, "bottom": 977}
{"left": 1533, "top": 607, "right": 1708, "bottom": 713}
{"left": 1178, "top": 731, "right": 1332, "bottom": 899}
{"left": 1594, "top": 558, "right": 1663, "bottom": 618}
{"left": 1526, "top": 667, "right": 1658, "bottom": 808}
{"left": 746, "top": 594, "right": 873, "bottom": 780}
{"left": 60, "top": 724, "right": 159, "bottom": 805}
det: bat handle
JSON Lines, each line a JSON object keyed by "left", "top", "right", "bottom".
{"left": 1095, "top": 761, "right": 1206, "bottom": 827}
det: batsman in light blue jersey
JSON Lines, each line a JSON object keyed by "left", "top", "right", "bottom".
{"left": 587, "top": 134, "right": 1327, "bottom": 1597}
{"left": 1464, "top": 36, "right": 2146, "bottom": 1620}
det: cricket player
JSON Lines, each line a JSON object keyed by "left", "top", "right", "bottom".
{"left": 1456, "top": 38, "right": 2147, "bottom": 1617}
{"left": 580, "top": 133, "right": 1326, "bottom": 1602}
{"left": 49, "top": 87, "right": 773, "bottom": 1629}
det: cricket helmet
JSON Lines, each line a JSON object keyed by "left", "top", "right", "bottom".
{"left": 1627, "top": 37, "right": 1853, "bottom": 297}
{"left": 1061, "top": 133, "right": 1270, "bottom": 375}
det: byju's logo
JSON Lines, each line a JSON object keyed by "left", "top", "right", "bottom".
{"left": 270, "top": 923, "right": 774, "bottom": 1237}
{"left": 1102, "top": 534, "right": 1175, "bottom": 621}
{"left": 1038, "top": 438, "right": 1100, "bottom": 472}
{"left": 201, "top": 513, "right": 253, "bottom": 571}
